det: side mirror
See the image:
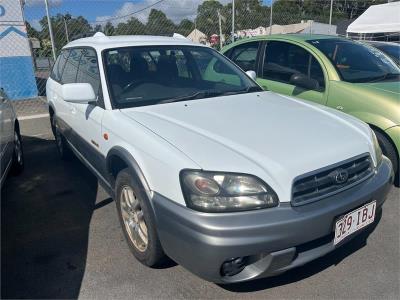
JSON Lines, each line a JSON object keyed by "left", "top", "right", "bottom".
{"left": 290, "top": 73, "right": 319, "bottom": 90}
{"left": 62, "top": 83, "right": 96, "bottom": 104}
{"left": 246, "top": 70, "right": 257, "bottom": 81}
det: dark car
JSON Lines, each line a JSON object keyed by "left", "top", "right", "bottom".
{"left": 366, "top": 41, "right": 400, "bottom": 65}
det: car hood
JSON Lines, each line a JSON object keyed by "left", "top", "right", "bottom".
{"left": 121, "top": 91, "right": 374, "bottom": 202}
{"left": 356, "top": 81, "right": 400, "bottom": 96}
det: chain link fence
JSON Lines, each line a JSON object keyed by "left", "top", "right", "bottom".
{"left": 0, "top": 0, "right": 398, "bottom": 114}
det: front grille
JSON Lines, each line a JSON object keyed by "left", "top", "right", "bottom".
{"left": 292, "top": 153, "right": 374, "bottom": 206}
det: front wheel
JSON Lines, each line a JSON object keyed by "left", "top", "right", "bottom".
{"left": 115, "top": 168, "right": 165, "bottom": 266}
{"left": 374, "top": 130, "right": 399, "bottom": 186}
{"left": 10, "top": 128, "right": 24, "bottom": 175}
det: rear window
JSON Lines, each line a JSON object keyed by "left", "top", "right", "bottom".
{"left": 61, "top": 48, "right": 83, "bottom": 84}
{"left": 50, "top": 50, "right": 69, "bottom": 82}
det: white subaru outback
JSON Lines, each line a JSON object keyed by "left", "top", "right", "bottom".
{"left": 46, "top": 33, "right": 393, "bottom": 283}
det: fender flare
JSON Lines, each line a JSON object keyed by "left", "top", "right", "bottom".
{"left": 106, "top": 146, "right": 152, "bottom": 200}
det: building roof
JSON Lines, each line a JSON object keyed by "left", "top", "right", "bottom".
{"left": 347, "top": 2, "right": 400, "bottom": 34}
{"left": 64, "top": 33, "right": 202, "bottom": 50}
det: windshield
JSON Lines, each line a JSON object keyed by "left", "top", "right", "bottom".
{"left": 103, "top": 45, "right": 261, "bottom": 108}
{"left": 372, "top": 43, "right": 400, "bottom": 64}
{"left": 307, "top": 38, "right": 400, "bottom": 83}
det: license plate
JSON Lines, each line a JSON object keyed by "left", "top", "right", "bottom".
{"left": 334, "top": 201, "right": 376, "bottom": 245}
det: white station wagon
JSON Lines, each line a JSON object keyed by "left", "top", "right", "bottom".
{"left": 46, "top": 33, "right": 393, "bottom": 283}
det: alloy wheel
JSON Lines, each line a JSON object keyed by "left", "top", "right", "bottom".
{"left": 120, "top": 186, "right": 148, "bottom": 252}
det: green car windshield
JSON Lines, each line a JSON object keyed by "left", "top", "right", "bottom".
{"left": 307, "top": 38, "right": 400, "bottom": 83}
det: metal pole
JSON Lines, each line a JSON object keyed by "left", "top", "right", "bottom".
{"left": 44, "top": 0, "right": 56, "bottom": 60}
{"left": 269, "top": 0, "right": 273, "bottom": 35}
{"left": 231, "top": 0, "right": 235, "bottom": 43}
{"left": 218, "top": 10, "right": 223, "bottom": 50}
{"left": 63, "top": 16, "right": 69, "bottom": 43}
{"left": 329, "top": 0, "right": 333, "bottom": 26}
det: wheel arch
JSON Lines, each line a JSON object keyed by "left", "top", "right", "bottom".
{"left": 368, "top": 123, "right": 399, "bottom": 175}
{"left": 368, "top": 124, "right": 398, "bottom": 155}
{"left": 106, "top": 146, "right": 152, "bottom": 200}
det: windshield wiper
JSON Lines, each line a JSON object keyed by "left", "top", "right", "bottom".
{"left": 367, "top": 72, "right": 400, "bottom": 83}
{"left": 222, "top": 85, "right": 263, "bottom": 95}
{"left": 158, "top": 90, "right": 225, "bottom": 104}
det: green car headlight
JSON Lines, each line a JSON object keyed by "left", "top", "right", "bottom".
{"left": 371, "top": 130, "right": 383, "bottom": 167}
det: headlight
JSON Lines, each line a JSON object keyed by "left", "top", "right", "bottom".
{"left": 180, "top": 170, "right": 279, "bottom": 212}
{"left": 371, "top": 129, "right": 383, "bottom": 166}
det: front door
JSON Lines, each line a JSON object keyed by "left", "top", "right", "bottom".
{"left": 257, "top": 41, "right": 328, "bottom": 106}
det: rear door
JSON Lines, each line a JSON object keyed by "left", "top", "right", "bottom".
{"left": 47, "top": 49, "right": 71, "bottom": 133}
{"left": 258, "top": 41, "right": 328, "bottom": 105}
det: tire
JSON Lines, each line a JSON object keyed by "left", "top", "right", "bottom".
{"left": 50, "top": 110, "right": 56, "bottom": 137}
{"left": 53, "top": 115, "right": 72, "bottom": 160}
{"left": 10, "top": 127, "right": 24, "bottom": 175}
{"left": 115, "top": 168, "right": 165, "bottom": 266}
{"left": 374, "top": 130, "right": 399, "bottom": 186}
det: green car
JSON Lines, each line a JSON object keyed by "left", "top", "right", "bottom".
{"left": 222, "top": 34, "right": 400, "bottom": 185}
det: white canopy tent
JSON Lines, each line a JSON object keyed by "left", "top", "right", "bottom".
{"left": 347, "top": 2, "right": 400, "bottom": 34}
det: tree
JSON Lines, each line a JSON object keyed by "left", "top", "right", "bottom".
{"left": 235, "top": 0, "right": 268, "bottom": 30}
{"left": 38, "top": 13, "right": 92, "bottom": 52}
{"left": 93, "top": 24, "right": 102, "bottom": 33}
{"left": 177, "top": 19, "right": 194, "bottom": 36}
{"left": 103, "top": 22, "right": 115, "bottom": 36}
{"left": 146, "top": 9, "right": 176, "bottom": 35}
{"left": 115, "top": 17, "right": 147, "bottom": 35}
{"left": 196, "top": 0, "right": 223, "bottom": 36}
{"left": 25, "top": 21, "right": 40, "bottom": 39}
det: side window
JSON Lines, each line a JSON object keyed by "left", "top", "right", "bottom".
{"left": 50, "top": 50, "right": 69, "bottom": 82}
{"left": 61, "top": 48, "right": 82, "bottom": 84}
{"left": 76, "top": 48, "right": 101, "bottom": 97}
{"left": 196, "top": 50, "right": 241, "bottom": 86}
{"left": 228, "top": 41, "right": 260, "bottom": 71}
{"left": 263, "top": 41, "right": 325, "bottom": 91}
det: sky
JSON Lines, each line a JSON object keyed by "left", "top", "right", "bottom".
{"left": 23, "top": 0, "right": 272, "bottom": 30}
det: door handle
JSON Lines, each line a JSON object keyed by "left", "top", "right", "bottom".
{"left": 336, "top": 105, "right": 344, "bottom": 111}
{"left": 70, "top": 106, "right": 76, "bottom": 114}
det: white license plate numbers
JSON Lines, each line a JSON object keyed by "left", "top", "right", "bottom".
{"left": 334, "top": 201, "right": 376, "bottom": 245}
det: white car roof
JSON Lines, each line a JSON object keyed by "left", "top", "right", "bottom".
{"left": 63, "top": 32, "right": 204, "bottom": 50}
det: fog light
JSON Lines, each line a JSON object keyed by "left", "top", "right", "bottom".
{"left": 221, "top": 257, "right": 247, "bottom": 277}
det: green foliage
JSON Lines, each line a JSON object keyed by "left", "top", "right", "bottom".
{"left": 146, "top": 9, "right": 176, "bottom": 35}
{"left": 177, "top": 19, "right": 195, "bottom": 37}
{"left": 195, "top": 0, "right": 223, "bottom": 36}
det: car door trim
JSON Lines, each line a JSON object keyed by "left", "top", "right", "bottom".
{"left": 56, "top": 116, "right": 114, "bottom": 197}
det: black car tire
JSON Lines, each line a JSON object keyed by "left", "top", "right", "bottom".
{"left": 374, "top": 130, "right": 399, "bottom": 186}
{"left": 115, "top": 168, "right": 165, "bottom": 266}
{"left": 53, "top": 115, "right": 72, "bottom": 160}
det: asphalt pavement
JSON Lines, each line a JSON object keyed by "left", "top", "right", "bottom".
{"left": 1, "top": 116, "right": 399, "bottom": 299}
